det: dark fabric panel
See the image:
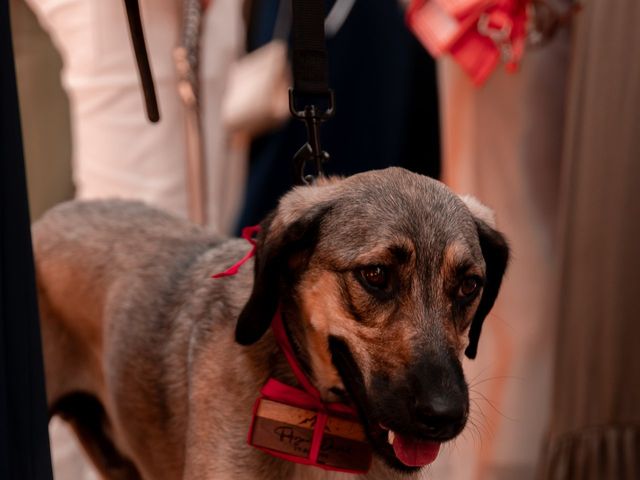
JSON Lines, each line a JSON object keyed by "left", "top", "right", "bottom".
{"left": 0, "top": 2, "right": 54, "bottom": 479}
{"left": 237, "top": 0, "right": 440, "bottom": 231}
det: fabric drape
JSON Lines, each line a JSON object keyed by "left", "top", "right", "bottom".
{"left": 539, "top": 1, "right": 640, "bottom": 477}
{"left": 0, "top": 2, "right": 54, "bottom": 478}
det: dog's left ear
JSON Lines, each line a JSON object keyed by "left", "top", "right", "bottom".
{"left": 460, "top": 196, "right": 510, "bottom": 359}
{"left": 235, "top": 183, "right": 337, "bottom": 346}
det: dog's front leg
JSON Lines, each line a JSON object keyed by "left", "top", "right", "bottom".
{"left": 181, "top": 335, "right": 292, "bottom": 480}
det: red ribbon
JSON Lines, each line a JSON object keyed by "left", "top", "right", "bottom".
{"left": 406, "top": 0, "right": 529, "bottom": 85}
{"left": 211, "top": 225, "right": 261, "bottom": 278}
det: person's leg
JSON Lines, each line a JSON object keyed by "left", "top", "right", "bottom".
{"left": 26, "top": 0, "right": 193, "bottom": 217}
{"left": 432, "top": 26, "right": 570, "bottom": 480}
{"left": 26, "top": 0, "right": 246, "bottom": 233}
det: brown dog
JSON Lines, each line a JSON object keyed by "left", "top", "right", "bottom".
{"left": 33, "top": 168, "right": 508, "bottom": 479}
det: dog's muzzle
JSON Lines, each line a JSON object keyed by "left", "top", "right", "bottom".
{"left": 329, "top": 337, "right": 469, "bottom": 470}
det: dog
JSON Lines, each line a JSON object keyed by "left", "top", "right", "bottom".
{"left": 33, "top": 167, "right": 509, "bottom": 479}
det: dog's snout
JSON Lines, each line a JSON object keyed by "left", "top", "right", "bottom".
{"left": 414, "top": 394, "right": 467, "bottom": 440}
{"left": 405, "top": 353, "right": 469, "bottom": 441}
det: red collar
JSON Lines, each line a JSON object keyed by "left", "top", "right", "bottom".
{"left": 213, "top": 227, "right": 371, "bottom": 473}
{"left": 251, "top": 309, "right": 369, "bottom": 473}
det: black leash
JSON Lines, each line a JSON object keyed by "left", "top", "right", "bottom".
{"left": 123, "top": 0, "right": 160, "bottom": 123}
{"left": 122, "top": 0, "right": 336, "bottom": 171}
{"left": 289, "top": 0, "right": 335, "bottom": 185}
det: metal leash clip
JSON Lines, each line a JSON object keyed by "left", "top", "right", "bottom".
{"left": 289, "top": 89, "right": 335, "bottom": 185}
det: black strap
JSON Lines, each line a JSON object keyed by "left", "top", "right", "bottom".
{"left": 290, "top": 0, "right": 330, "bottom": 95}
{"left": 289, "top": 0, "right": 334, "bottom": 185}
{"left": 123, "top": 0, "right": 160, "bottom": 122}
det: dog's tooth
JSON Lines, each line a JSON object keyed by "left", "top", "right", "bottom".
{"left": 387, "top": 430, "right": 396, "bottom": 445}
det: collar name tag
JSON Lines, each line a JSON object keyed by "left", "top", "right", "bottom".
{"left": 249, "top": 397, "right": 371, "bottom": 473}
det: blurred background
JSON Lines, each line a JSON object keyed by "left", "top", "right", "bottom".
{"left": 7, "top": 0, "right": 639, "bottom": 478}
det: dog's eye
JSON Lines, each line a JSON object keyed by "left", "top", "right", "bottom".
{"left": 458, "top": 276, "right": 481, "bottom": 299}
{"left": 359, "top": 266, "right": 388, "bottom": 289}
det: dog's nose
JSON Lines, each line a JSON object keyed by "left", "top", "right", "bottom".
{"left": 414, "top": 394, "right": 467, "bottom": 440}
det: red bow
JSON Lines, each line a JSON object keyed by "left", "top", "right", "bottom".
{"left": 406, "top": 0, "right": 529, "bottom": 85}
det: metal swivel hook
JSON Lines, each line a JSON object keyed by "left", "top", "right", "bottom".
{"left": 289, "top": 89, "right": 335, "bottom": 185}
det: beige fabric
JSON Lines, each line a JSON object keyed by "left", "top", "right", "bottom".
{"left": 25, "top": 0, "right": 246, "bottom": 233}
{"left": 539, "top": 0, "right": 640, "bottom": 477}
{"left": 430, "top": 24, "right": 571, "bottom": 480}
{"left": 10, "top": 0, "right": 73, "bottom": 220}
{"left": 48, "top": 418, "right": 98, "bottom": 480}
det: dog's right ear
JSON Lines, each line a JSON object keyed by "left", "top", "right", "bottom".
{"left": 235, "top": 182, "right": 338, "bottom": 345}
{"left": 459, "top": 196, "right": 510, "bottom": 359}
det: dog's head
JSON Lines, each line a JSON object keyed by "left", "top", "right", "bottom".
{"left": 236, "top": 168, "right": 509, "bottom": 471}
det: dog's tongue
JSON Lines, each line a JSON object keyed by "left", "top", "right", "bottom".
{"left": 392, "top": 434, "right": 440, "bottom": 467}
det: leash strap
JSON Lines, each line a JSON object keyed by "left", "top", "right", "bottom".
{"left": 291, "top": 0, "right": 329, "bottom": 95}
{"left": 289, "top": 0, "right": 335, "bottom": 185}
{"left": 123, "top": 0, "right": 160, "bottom": 122}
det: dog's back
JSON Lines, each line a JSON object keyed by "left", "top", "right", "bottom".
{"left": 32, "top": 200, "right": 226, "bottom": 478}
{"left": 33, "top": 200, "right": 211, "bottom": 394}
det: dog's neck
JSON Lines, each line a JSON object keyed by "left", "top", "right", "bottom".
{"left": 240, "top": 305, "right": 429, "bottom": 479}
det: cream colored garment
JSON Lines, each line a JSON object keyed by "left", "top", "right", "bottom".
{"left": 25, "top": 0, "right": 246, "bottom": 233}
{"left": 429, "top": 30, "right": 570, "bottom": 480}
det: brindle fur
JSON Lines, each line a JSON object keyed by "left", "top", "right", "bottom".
{"left": 33, "top": 168, "right": 508, "bottom": 479}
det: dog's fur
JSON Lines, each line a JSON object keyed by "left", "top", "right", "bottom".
{"left": 33, "top": 168, "right": 509, "bottom": 479}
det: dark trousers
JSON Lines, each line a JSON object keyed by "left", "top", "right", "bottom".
{"left": 1, "top": 3, "right": 53, "bottom": 478}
